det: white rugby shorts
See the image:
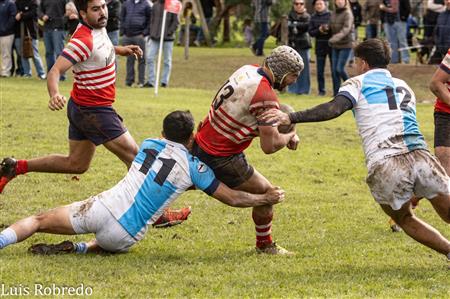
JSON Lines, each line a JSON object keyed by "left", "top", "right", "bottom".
{"left": 68, "top": 195, "right": 136, "bottom": 252}
{"left": 366, "top": 149, "right": 450, "bottom": 210}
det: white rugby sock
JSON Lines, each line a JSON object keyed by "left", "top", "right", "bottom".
{"left": 0, "top": 228, "right": 18, "bottom": 249}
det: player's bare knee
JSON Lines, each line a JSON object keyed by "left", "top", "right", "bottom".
{"left": 69, "top": 161, "right": 90, "bottom": 174}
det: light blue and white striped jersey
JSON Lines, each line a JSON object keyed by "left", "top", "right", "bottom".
{"left": 338, "top": 69, "right": 427, "bottom": 168}
{"left": 100, "top": 138, "right": 219, "bottom": 240}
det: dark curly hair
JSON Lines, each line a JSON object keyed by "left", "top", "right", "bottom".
{"left": 163, "top": 111, "right": 195, "bottom": 144}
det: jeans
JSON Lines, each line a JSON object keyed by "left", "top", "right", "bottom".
{"left": 288, "top": 48, "right": 310, "bottom": 95}
{"left": 383, "top": 21, "right": 409, "bottom": 64}
{"left": 43, "top": 29, "right": 66, "bottom": 72}
{"left": 0, "top": 34, "right": 14, "bottom": 76}
{"left": 252, "top": 22, "right": 269, "bottom": 56}
{"left": 316, "top": 52, "right": 332, "bottom": 94}
{"left": 122, "top": 35, "right": 146, "bottom": 85}
{"left": 331, "top": 48, "right": 351, "bottom": 96}
{"left": 146, "top": 39, "right": 174, "bottom": 86}
{"left": 14, "top": 37, "right": 45, "bottom": 77}
{"left": 195, "top": 17, "right": 212, "bottom": 43}
{"left": 365, "top": 24, "right": 378, "bottom": 39}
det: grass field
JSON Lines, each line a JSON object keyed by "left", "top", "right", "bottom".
{"left": 0, "top": 46, "right": 449, "bottom": 298}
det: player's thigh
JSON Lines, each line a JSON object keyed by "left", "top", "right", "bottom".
{"left": 103, "top": 131, "right": 138, "bottom": 167}
{"left": 36, "top": 206, "right": 76, "bottom": 235}
{"left": 428, "top": 193, "right": 450, "bottom": 223}
{"left": 234, "top": 168, "right": 273, "bottom": 194}
{"left": 379, "top": 201, "right": 414, "bottom": 225}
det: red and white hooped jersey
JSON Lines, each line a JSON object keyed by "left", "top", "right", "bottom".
{"left": 434, "top": 48, "right": 450, "bottom": 114}
{"left": 195, "top": 65, "right": 280, "bottom": 156}
{"left": 61, "top": 22, "right": 116, "bottom": 106}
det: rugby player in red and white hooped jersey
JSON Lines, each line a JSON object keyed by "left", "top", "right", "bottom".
{"left": 0, "top": 0, "right": 190, "bottom": 228}
{"left": 193, "top": 46, "right": 304, "bottom": 255}
{"left": 430, "top": 48, "right": 450, "bottom": 175}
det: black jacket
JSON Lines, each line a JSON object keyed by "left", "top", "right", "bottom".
{"left": 350, "top": 1, "right": 362, "bottom": 27}
{"left": 120, "top": 0, "right": 151, "bottom": 37}
{"left": 399, "top": 0, "right": 410, "bottom": 22}
{"left": 288, "top": 10, "right": 311, "bottom": 50}
{"left": 0, "top": 0, "right": 16, "bottom": 36}
{"left": 15, "top": 0, "right": 38, "bottom": 39}
{"left": 106, "top": 0, "right": 121, "bottom": 32}
{"left": 39, "top": 0, "right": 67, "bottom": 30}
{"left": 149, "top": 0, "right": 179, "bottom": 41}
{"left": 308, "top": 10, "right": 331, "bottom": 55}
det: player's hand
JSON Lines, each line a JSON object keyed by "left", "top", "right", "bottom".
{"left": 48, "top": 94, "right": 67, "bottom": 111}
{"left": 265, "top": 186, "right": 285, "bottom": 205}
{"left": 287, "top": 134, "right": 300, "bottom": 150}
{"left": 123, "top": 45, "right": 143, "bottom": 59}
{"left": 258, "top": 109, "right": 291, "bottom": 126}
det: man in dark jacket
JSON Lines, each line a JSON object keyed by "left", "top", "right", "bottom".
{"left": 287, "top": 0, "right": 311, "bottom": 95}
{"left": 120, "top": 0, "right": 151, "bottom": 87}
{"left": 251, "top": 0, "right": 272, "bottom": 56}
{"left": 380, "top": 0, "right": 410, "bottom": 63}
{"left": 106, "top": 0, "right": 121, "bottom": 46}
{"left": 14, "top": 0, "right": 46, "bottom": 79}
{"left": 40, "top": 0, "right": 68, "bottom": 79}
{"left": 308, "top": 0, "right": 331, "bottom": 96}
{"left": 145, "top": 0, "right": 179, "bottom": 88}
{"left": 435, "top": 0, "right": 450, "bottom": 57}
{"left": 0, "top": 0, "right": 17, "bottom": 77}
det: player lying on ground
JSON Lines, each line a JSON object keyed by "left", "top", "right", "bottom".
{"left": 260, "top": 38, "right": 450, "bottom": 263}
{"left": 0, "top": 0, "right": 189, "bottom": 228}
{"left": 0, "top": 111, "right": 285, "bottom": 254}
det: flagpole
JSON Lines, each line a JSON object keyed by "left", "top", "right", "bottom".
{"left": 155, "top": 9, "right": 167, "bottom": 96}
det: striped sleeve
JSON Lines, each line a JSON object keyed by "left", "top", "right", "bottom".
{"left": 249, "top": 79, "right": 280, "bottom": 116}
{"left": 62, "top": 28, "right": 93, "bottom": 64}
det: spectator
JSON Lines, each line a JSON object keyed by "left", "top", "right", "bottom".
{"left": 329, "top": 0, "right": 354, "bottom": 96}
{"left": 308, "top": 0, "right": 332, "bottom": 96}
{"left": 120, "top": 0, "right": 151, "bottom": 87}
{"left": 243, "top": 18, "right": 253, "bottom": 47}
{"left": 287, "top": 0, "right": 311, "bottom": 95}
{"left": 0, "top": 0, "right": 17, "bottom": 77}
{"left": 106, "top": 0, "right": 121, "bottom": 46}
{"left": 145, "top": 0, "right": 179, "bottom": 88}
{"left": 14, "top": 0, "right": 46, "bottom": 79}
{"left": 435, "top": 0, "right": 450, "bottom": 57}
{"left": 195, "top": 0, "right": 216, "bottom": 46}
{"left": 40, "top": 0, "right": 67, "bottom": 80}
{"left": 380, "top": 0, "right": 410, "bottom": 64}
{"left": 64, "top": 1, "right": 79, "bottom": 36}
{"left": 363, "top": 0, "right": 381, "bottom": 39}
{"left": 12, "top": 14, "right": 24, "bottom": 76}
{"left": 347, "top": 0, "right": 361, "bottom": 66}
{"left": 178, "top": 3, "right": 201, "bottom": 46}
{"left": 251, "top": 0, "right": 272, "bottom": 56}
{"left": 423, "top": 0, "right": 445, "bottom": 38}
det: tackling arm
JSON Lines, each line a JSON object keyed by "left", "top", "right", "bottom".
{"left": 211, "top": 182, "right": 285, "bottom": 207}
{"left": 429, "top": 67, "right": 450, "bottom": 106}
{"left": 288, "top": 95, "right": 353, "bottom": 123}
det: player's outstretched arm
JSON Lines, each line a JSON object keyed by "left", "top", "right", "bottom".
{"left": 114, "top": 45, "right": 143, "bottom": 58}
{"left": 259, "top": 95, "right": 353, "bottom": 125}
{"left": 47, "top": 57, "right": 73, "bottom": 111}
{"left": 429, "top": 67, "right": 450, "bottom": 106}
{"left": 211, "top": 183, "right": 285, "bottom": 207}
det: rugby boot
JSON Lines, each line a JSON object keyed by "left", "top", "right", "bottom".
{"left": 28, "top": 240, "right": 75, "bottom": 255}
{"left": 0, "top": 158, "right": 17, "bottom": 193}
{"left": 152, "top": 207, "right": 192, "bottom": 228}
{"left": 255, "top": 242, "right": 295, "bottom": 255}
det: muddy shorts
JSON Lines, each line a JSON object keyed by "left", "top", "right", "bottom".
{"left": 68, "top": 196, "right": 136, "bottom": 252}
{"left": 67, "top": 99, "right": 127, "bottom": 146}
{"left": 191, "top": 142, "right": 254, "bottom": 188}
{"left": 366, "top": 149, "right": 450, "bottom": 210}
{"left": 434, "top": 112, "right": 450, "bottom": 147}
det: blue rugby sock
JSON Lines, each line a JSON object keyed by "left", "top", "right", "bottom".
{"left": 0, "top": 228, "right": 18, "bottom": 249}
{"left": 74, "top": 242, "right": 88, "bottom": 254}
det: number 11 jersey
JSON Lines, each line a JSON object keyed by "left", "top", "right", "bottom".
{"left": 338, "top": 68, "right": 427, "bottom": 168}
{"left": 195, "top": 65, "right": 280, "bottom": 156}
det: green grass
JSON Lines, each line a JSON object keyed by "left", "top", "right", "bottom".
{"left": 0, "top": 46, "right": 449, "bottom": 298}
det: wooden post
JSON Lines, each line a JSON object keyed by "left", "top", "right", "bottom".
{"left": 280, "top": 15, "right": 288, "bottom": 46}
{"left": 184, "top": 7, "right": 191, "bottom": 60}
